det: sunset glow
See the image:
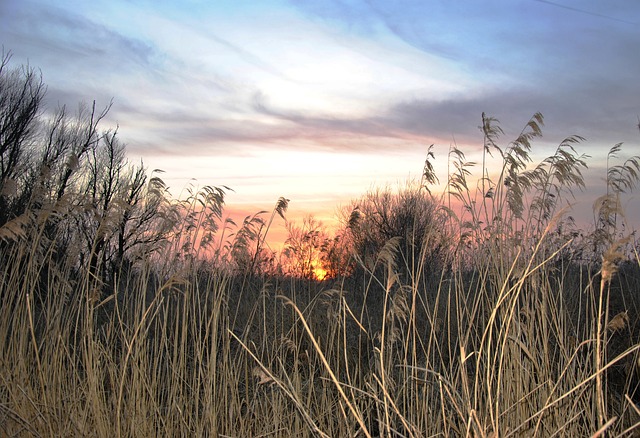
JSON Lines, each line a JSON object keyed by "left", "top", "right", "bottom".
{"left": 312, "top": 261, "right": 328, "bottom": 282}
{"left": 1, "top": 0, "right": 638, "bottom": 242}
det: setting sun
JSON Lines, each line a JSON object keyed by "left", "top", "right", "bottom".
{"left": 311, "top": 261, "right": 328, "bottom": 281}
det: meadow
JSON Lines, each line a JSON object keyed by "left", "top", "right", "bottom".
{"left": 2, "top": 56, "right": 640, "bottom": 437}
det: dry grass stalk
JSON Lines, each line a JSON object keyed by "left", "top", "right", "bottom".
{"left": 2, "top": 108, "right": 640, "bottom": 436}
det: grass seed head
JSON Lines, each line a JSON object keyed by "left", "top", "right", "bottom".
{"left": 607, "top": 311, "right": 629, "bottom": 333}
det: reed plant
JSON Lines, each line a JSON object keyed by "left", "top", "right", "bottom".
{"left": 2, "top": 111, "right": 640, "bottom": 437}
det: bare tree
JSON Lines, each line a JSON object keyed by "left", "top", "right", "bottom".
{"left": 0, "top": 51, "right": 45, "bottom": 225}
{"left": 283, "top": 215, "right": 326, "bottom": 279}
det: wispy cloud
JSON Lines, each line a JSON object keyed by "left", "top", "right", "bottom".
{"left": 2, "top": 1, "right": 157, "bottom": 69}
{"left": 1, "top": 0, "right": 638, "bottom": 232}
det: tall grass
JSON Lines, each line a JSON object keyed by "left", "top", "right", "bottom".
{"left": 2, "top": 114, "right": 640, "bottom": 437}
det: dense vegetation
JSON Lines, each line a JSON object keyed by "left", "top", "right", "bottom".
{"left": 2, "top": 53, "right": 640, "bottom": 437}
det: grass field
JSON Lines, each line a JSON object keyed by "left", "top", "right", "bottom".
{"left": 2, "top": 109, "right": 640, "bottom": 437}
{"left": 2, "top": 216, "right": 640, "bottom": 437}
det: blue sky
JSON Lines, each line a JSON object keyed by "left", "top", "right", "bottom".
{"left": 1, "top": 0, "right": 639, "bottom": 238}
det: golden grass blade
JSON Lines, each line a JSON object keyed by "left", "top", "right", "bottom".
{"left": 277, "top": 295, "right": 372, "bottom": 438}
{"left": 228, "top": 329, "right": 330, "bottom": 438}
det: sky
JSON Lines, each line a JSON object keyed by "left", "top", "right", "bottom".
{"left": 1, "top": 0, "right": 639, "bottom": 247}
